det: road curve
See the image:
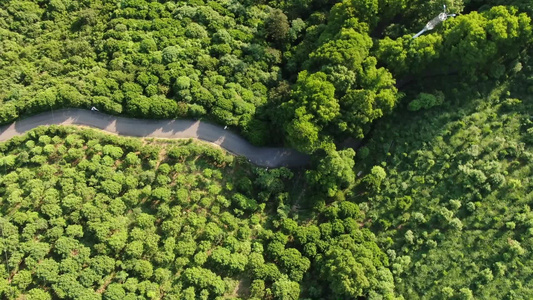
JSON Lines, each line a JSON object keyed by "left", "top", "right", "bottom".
{"left": 0, "top": 109, "right": 310, "bottom": 168}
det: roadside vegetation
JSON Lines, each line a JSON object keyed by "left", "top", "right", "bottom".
{"left": 1, "top": 0, "right": 533, "bottom": 299}
{"left": 357, "top": 67, "right": 533, "bottom": 298}
{"left": 0, "top": 126, "right": 391, "bottom": 299}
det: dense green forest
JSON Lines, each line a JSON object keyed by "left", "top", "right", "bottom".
{"left": 2, "top": 0, "right": 529, "bottom": 146}
{"left": 0, "top": 126, "right": 392, "bottom": 299}
{"left": 358, "top": 64, "right": 533, "bottom": 298}
{"left": 1, "top": 0, "right": 533, "bottom": 299}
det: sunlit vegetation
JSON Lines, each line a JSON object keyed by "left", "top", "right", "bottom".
{"left": 0, "top": 0, "right": 293, "bottom": 145}
{"left": 2, "top": 1, "right": 529, "bottom": 149}
{"left": 0, "top": 126, "right": 393, "bottom": 299}
{"left": 1, "top": 0, "right": 533, "bottom": 299}
{"left": 355, "top": 59, "right": 533, "bottom": 298}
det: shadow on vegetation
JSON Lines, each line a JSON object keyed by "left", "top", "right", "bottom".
{"left": 2, "top": 108, "right": 310, "bottom": 168}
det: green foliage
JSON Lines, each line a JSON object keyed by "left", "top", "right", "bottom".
{"left": 282, "top": 9, "right": 399, "bottom": 153}
{"left": 2, "top": 1, "right": 533, "bottom": 299}
{"left": 358, "top": 67, "right": 533, "bottom": 298}
{"left": 272, "top": 276, "right": 300, "bottom": 300}
{"left": 328, "top": 0, "right": 380, "bottom": 29}
{"left": 308, "top": 28, "right": 372, "bottom": 71}
{"left": 0, "top": 0, "right": 283, "bottom": 146}
{"left": 376, "top": 34, "right": 443, "bottom": 77}
{"left": 376, "top": 6, "right": 532, "bottom": 81}
{"left": 283, "top": 71, "right": 338, "bottom": 153}
{"left": 320, "top": 234, "right": 381, "bottom": 298}
{"left": 0, "top": 125, "right": 395, "bottom": 299}
{"left": 285, "top": 111, "right": 323, "bottom": 154}
{"left": 307, "top": 149, "right": 356, "bottom": 197}
{"left": 363, "top": 166, "right": 387, "bottom": 193}
{"left": 407, "top": 91, "right": 444, "bottom": 111}
{"left": 264, "top": 9, "right": 290, "bottom": 44}
{"left": 443, "top": 7, "right": 532, "bottom": 79}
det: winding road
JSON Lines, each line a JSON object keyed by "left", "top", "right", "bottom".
{"left": 0, "top": 109, "right": 310, "bottom": 168}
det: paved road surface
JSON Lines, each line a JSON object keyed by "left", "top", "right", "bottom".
{"left": 0, "top": 109, "right": 310, "bottom": 168}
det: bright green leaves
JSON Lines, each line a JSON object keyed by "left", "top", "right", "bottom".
{"left": 284, "top": 59, "right": 397, "bottom": 154}
{"left": 407, "top": 91, "right": 444, "bottom": 111}
{"left": 319, "top": 234, "right": 389, "bottom": 299}
{"left": 162, "top": 46, "right": 184, "bottom": 64}
{"left": 484, "top": 6, "right": 530, "bottom": 42}
{"left": 306, "top": 149, "right": 356, "bottom": 197}
{"left": 444, "top": 12, "right": 498, "bottom": 72}
{"left": 209, "top": 246, "right": 248, "bottom": 275}
{"left": 292, "top": 72, "right": 339, "bottom": 124}
{"left": 376, "top": 34, "right": 443, "bottom": 77}
{"left": 181, "top": 267, "right": 226, "bottom": 296}
{"left": 443, "top": 6, "right": 532, "bottom": 79}
{"left": 285, "top": 112, "right": 322, "bottom": 154}
{"left": 336, "top": 57, "right": 397, "bottom": 138}
{"left": 339, "top": 90, "right": 382, "bottom": 138}
{"left": 362, "top": 165, "right": 387, "bottom": 193}
{"left": 308, "top": 28, "right": 372, "bottom": 71}
{"left": 283, "top": 8, "right": 400, "bottom": 154}
{"left": 272, "top": 276, "right": 301, "bottom": 300}
{"left": 328, "top": 0, "right": 380, "bottom": 30}
{"left": 376, "top": 6, "right": 532, "bottom": 81}
{"left": 126, "top": 95, "right": 178, "bottom": 119}
{"left": 284, "top": 72, "right": 339, "bottom": 153}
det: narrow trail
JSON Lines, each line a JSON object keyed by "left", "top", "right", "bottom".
{"left": 0, "top": 109, "right": 310, "bottom": 168}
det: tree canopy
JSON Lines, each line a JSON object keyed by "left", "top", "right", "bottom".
{"left": 1, "top": 0, "right": 533, "bottom": 298}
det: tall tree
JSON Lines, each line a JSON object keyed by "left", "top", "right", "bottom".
{"left": 319, "top": 234, "right": 388, "bottom": 298}
{"left": 306, "top": 149, "right": 356, "bottom": 197}
{"left": 264, "top": 9, "right": 290, "bottom": 45}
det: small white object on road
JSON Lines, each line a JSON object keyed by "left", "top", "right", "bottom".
{"left": 91, "top": 107, "right": 99, "bottom": 111}
{"left": 224, "top": 126, "right": 227, "bottom": 130}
